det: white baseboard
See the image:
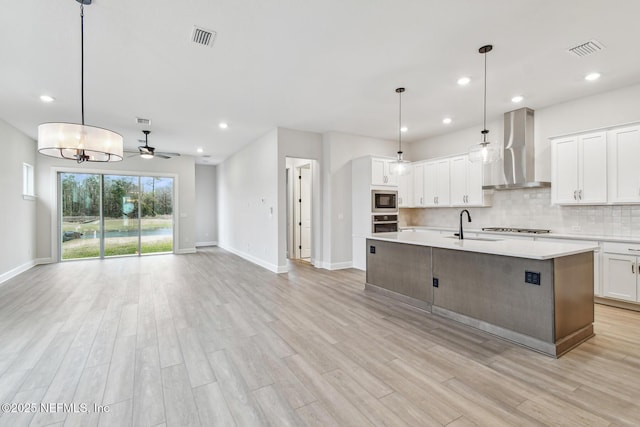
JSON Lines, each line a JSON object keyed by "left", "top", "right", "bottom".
{"left": 0, "top": 260, "right": 36, "bottom": 285}
{"left": 218, "top": 244, "right": 287, "bottom": 274}
{"left": 195, "top": 241, "right": 218, "bottom": 247}
{"left": 174, "top": 248, "right": 197, "bottom": 254}
{"left": 35, "top": 258, "right": 54, "bottom": 265}
{"left": 320, "top": 260, "right": 354, "bottom": 270}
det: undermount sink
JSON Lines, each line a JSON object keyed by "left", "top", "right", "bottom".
{"left": 445, "top": 235, "right": 501, "bottom": 242}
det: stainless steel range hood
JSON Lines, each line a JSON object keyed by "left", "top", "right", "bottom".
{"left": 482, "top": 107, "right": 551, "bottom": 190}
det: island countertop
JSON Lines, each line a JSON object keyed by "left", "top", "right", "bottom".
{"left": 367, "top": 231, "right": 597, "bottom": 260}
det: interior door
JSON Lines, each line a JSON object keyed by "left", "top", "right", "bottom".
{"left": 299, "top": 165, "right": 312, "bottom": 259}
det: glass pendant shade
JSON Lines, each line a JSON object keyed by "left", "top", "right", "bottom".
{"left": 389, "top": 153, "right": 411, "bottom": 176}
{"left": 38, "top": 123, "right": 123, "bottom": 162}
{"left": 468, "top": 141, "right": 499, "bottom": 164}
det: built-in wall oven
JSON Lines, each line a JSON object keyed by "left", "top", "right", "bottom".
{"left": 372, "top": 214, "right": 398, "bottom": 233}
{"left": 371, "top": 189, "right": 398, "bottom": 213}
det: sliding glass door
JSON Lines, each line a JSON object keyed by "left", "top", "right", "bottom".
{"left": 61, "top": 173, "right": 101, "bottom": 260}
{"left": 60, "top": 172, "right": 174, "bottom": 260}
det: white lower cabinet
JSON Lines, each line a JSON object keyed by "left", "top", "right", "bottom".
{"left": 602, "top": 242, "right": 640, "bottom": 302}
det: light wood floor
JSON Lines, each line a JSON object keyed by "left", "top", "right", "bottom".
{"left": 1, "top": 247, "right": 639, "bottom": 426}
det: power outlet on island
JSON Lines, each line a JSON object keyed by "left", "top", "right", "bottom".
{"left": 432, "top": 277, "right": 439, "bottom": 288}
{"left": 525, "top": 271, "right": 540, "bottom": 285}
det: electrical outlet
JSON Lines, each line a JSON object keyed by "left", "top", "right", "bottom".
{"left": 369, "top": 245, "right": 376, "bottom": 254}
{"left": 525, "top": 270, "right": 541, "bottom": 285}
{"left": 433, "top": 277, "right": 439, "bottom": 288}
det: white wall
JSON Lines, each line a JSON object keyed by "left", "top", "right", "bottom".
{"left": 194, "top": 164, "right": 217, "bottom": 246}
{"left": 322, "top": 131, "right": 397, "bottom": 268}
{"left": 217, "top": 129, "right": 281, "bottom": 272}
{"left": 0, "top": 118, "right": 37, "bottom": 283}
{"left": 35, "top": 153, "right": 197, "bottom": 262}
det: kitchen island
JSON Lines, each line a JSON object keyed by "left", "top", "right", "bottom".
{"left": 365, "top": 232, "right": 598, "bottom": 357}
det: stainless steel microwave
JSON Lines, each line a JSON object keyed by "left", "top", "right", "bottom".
{"left": 371, "top": 189, "right": 398, "bottom": 213}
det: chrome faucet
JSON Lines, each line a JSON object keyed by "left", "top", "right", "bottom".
{"left": 459, "top": 209, "right": 472, "bottom": 240}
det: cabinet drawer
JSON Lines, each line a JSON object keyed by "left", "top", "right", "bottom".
{"left": 602, "top": 241, "right": 640, "bottom": 255}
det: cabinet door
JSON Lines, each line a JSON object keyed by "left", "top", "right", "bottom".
{"left": 435, "top": 159, "right": 450, "bottom": 206}
{"left": 579, "top": 132, "right": 607, "bottom": 204}
{"left": 609, "top": 125, "right": 640, "bottom": 203}
{"left": 384, "top": 160, "right": 399, "bottom": 186}
{"left": 602, "top": 253, "right": 637, "bottom": 302}
{"left": 423, "top": 162, "right": 438, "bottom": 207}
{"left": 466, "top": 156, "right": 484, "bottom": 206}
{"left": 371, "top": 158, "right": 387, "bottom": 186}
{"left": 449, "top": 156, "right": 468, "bottom": 206}
{"left": 413, "top": 163, "right": 425, "bottom": 206}
{"left": 397, "top": 165, "right": 413, "bottom": 207}
{"left": 552, "top": 136, "right": 579, "bottom": 204}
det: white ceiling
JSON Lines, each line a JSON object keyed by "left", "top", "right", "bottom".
{"left": 2, "top": 0, "right": 640, "bottom": 165}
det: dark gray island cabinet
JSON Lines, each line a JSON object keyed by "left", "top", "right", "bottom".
{"left": 365, "top": 234, "right": 597, "bottom": 357}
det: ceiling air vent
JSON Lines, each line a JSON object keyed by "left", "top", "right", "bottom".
{"left": 136, "top": 117, "right": 151, "bottom": 126}
{"left": 567, "top": 39, "right": 605, "bottom": 57}
{"left": 191, "top": 26, "right": 216, "bottom": 47}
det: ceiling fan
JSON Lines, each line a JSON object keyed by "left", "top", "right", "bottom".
{"left": 127, "top": 130, "right": 181, "bottom": 159}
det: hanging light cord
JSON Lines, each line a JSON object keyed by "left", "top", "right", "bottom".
{"left": 398, "top": 89, "right": 402, "bottom": 155}
{"left": 80, "top": 3, "right": 85, "bottom": 126}
{"left": 481, "top": 46, "right": 489, "bottom": 143}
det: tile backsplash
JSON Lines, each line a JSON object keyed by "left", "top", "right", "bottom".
{"left": 400, "top": 188, "right": 640, "bottom": 237}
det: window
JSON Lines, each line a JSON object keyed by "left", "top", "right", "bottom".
{"left": 23, "top": 163, "right": 35, "bottom": 200}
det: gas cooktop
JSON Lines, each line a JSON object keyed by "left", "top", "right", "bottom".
{"left": 481, "top": 227, "right": 551, "bottom": 234}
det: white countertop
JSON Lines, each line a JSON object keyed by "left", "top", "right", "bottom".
{"left": 400, "top": 226, "right": 640, "bottom": 244}
{"left": 367, "top": 231, "right": 598, "bottom": 260}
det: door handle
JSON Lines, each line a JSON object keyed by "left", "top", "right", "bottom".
{"left": 573, "top": 190, "right": 577, "bottom": 200}
{"left": 578, "top": 189, "right": 583, "bottom": 200}
{"left": 633, "top": 264, "right": 635, "bottom": 274}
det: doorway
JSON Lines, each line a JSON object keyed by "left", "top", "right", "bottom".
{"left": 286, "top": 158, "right": 313, "bottom": 261}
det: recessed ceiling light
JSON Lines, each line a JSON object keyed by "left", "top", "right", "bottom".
{"left": 400, "top": 126, "right": 408, "bottom": 133}
{"left": 219, "top": 122, "right": 228, "bottom": 129}
{"left": 197, "top": 147, "right": 203, "bottom": 153}
{"left": 457, "top": 77, "right": 471, "bottom": 86}
{"left": 585, "top": 72, "right": 600, "bottom": 81}
{"left": 442, "top": 117, "right": 452, "bottom": 124}
{"left": 511, "top": 95, "right": 524, "bottom": 103}
{"left": 40, "top": 95, "right": 55, "bottom": 103}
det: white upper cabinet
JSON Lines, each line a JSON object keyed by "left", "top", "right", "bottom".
{"left": 450, "top": 155, "right": 486, "bottom": 206}
{"left": 608, "top": 125, "right": 640, "bottom": 203}
{"left": 551, "top": 131, "right": 607, "bottom": 205}
{"left": 423, "top": 159, "right": 450, "bottom": 207}
{"left": 397, "top": 164, "right": 413, "bottom": 207}
{"left": 413, "top": 162, "right": 426, "bottom": 207}
{"left": 371, "top": 158, "right": 398, "bottom": 187}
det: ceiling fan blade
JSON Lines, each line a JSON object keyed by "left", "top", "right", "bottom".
{"left": 155, "top": 152, "right": 181, "bottom": 157}
{"left": 154, "top": 154, "right": 172, "bottom": 159}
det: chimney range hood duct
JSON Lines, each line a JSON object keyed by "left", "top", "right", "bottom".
{"left": 482, "top": 107, "right": 551, "bottom": 190}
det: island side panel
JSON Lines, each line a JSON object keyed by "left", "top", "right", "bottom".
{"left": 432, "top": 248, "right": 554, "bottom": 343}
{"left": 553, "top": 252, "right": 594, "bottom": 345}
{"left": 366, "top": 239, "right": 433, "bottom": 304}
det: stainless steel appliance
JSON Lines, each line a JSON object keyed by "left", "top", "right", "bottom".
{"left": 482, "top": 108, "right": 551, "bottom": 190}
{"left": 372, "top": 214, "right": 398, "bottom": 233}
{"left": 371, "top": 189, "right": 398, "bottom": 213}
{"left": 482, "top": 227, "right": 550, "bottom": 234}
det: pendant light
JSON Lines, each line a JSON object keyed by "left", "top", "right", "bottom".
{"left": 468, "top": 44, "right": 499, "bottom": 164}
{"left": 37, "top": 0, "right": 123, "bottom": 163}
{"left": 388, "top": 87, "right": 411, "bottom": 176}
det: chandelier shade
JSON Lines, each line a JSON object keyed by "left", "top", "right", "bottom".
{"left": 38, "top": 123, "right": 123, "bottom": 162}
